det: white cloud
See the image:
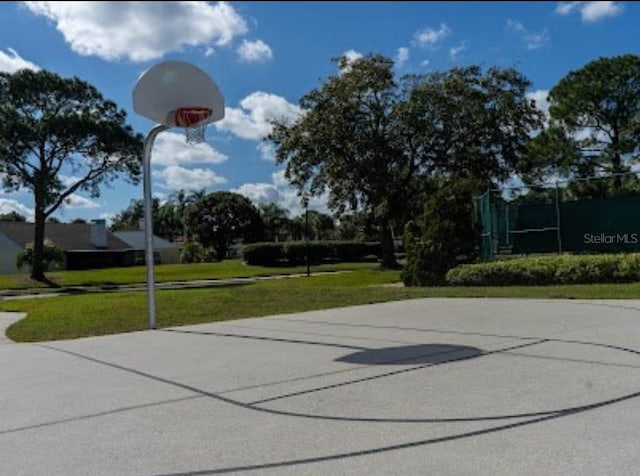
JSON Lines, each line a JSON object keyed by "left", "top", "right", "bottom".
{"left": 157, "top": 165, "right": 226, "bottom": 191}
{"left": 272, "top": 170, "right": 290, "bottom": 188}
{"left": 232, "top": 182, "right": 281, "bottom": 205}
{"left": 0, "top": 48, "right": 40, "bottom": 73}
{"left": 413, "top": 23, "right": 451, "bottom": 48}
{"left": 232, "top": 170, "right": 330, "bottom": 217}
{"left": 394, "top": 47, "right": 409, "bottom": 67}
{"left": 63, "top": 194, "right": 100, "bottom": 209}
{"left": 237, "top": 39, "right": 273, "bottom": 62}
{"left": 527, "top": 89, "right": 551, "bottom": 129}
{"left": 58, "top": 175, "right": 84, "bottom": 188}
{"left": 0, "top": 198, "right": 34, "bottom": 221}
{"left": 524, "top": 31, "right": 550, "bottom": 50}
{"left": 420, "top": 59, "right": 430, "bottom": 67}
{"left": 449, "top": 42, "right": 467, "bottom": 61}
{"left": 215, "top": 91, "right": 303, "bottom": 141}
{"left": 556, "top": 1, "right": 623, "bottom": 22}
{"left": 580, "top": 1, "right": 624, "bottom": 21}
{"left": 99, "top": 212, "right": 116, "bottom": 227}
{"left": 151, "top": 131, "right": 228, "bottom": 167}
{"left": 204, "top": 46, "right": 215, "bottom": 57}
{"left": 339, "top": 49, "right": 364, "bottom": 73}
{"left": 342, "top": 49, "right": 363, "bottom": 64}
{"left": 506, "top": 19, "right": 526, "bottom": 33}
{"left": 24, "top": 1, "right": 248, "bottom": 62}
{"left": 556, "top": 1, "right": 581, "bottom": 14}
{"left": 506, "top": 19, "right": 550, "bottom": 50}
{"left": 257, "top": 142, "right": 276, "bottom": 162}
{"left": 527, "top": 90, "right": 550, "bottom": 117}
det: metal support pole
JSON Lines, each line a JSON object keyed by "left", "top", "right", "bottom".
{"left": 305, "top": 199, "right": 310, "bottom": 277}
{"left": 143, "top": 124, "right": 169, "bottom": 330}
{"left": 555, "top": 181, "right": 562, "bottom": 254}
{"left": 505, "top": 203, "right": 510, "bottom": 246}
{"left": 486, "top": 188, "right": 494, "bottom": 260}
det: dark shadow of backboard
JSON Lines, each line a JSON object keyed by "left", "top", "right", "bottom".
{"left": 336, "top": 343, "right": 483, "bottom": 365}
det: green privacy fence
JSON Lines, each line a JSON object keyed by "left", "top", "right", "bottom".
{"left": 476, "top": 189, "right": 640, "bottom": 260}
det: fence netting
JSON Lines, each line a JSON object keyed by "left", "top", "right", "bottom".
{"left": 475, "top": 174, "right": 640, "bottom": 260}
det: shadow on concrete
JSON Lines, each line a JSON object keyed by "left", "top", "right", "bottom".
{"left": 336, "top": 343, "right": 482, "bottom": 365}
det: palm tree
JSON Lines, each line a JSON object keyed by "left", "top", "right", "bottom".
{"left": 177, "top": 189, "right": 207, "bottom": 241}
{"left": 258, "top": 203, "right": 291, "bottom": 242}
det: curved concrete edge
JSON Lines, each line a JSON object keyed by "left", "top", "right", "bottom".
{"left": 0, "top": 312, "right": 27, "bottom": 344}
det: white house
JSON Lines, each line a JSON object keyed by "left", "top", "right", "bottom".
{"left": 0, "top": 229, "right": 24, "bottom": 274}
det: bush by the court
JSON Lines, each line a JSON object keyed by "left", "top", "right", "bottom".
{"left": 401, "top": 178, "right": 481, "bottom": 287}
{"left": 445, "top": 253, "right": 640, "bottom": 286}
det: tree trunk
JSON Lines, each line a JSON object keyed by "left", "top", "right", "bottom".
{"left": 613, "top": 156, "right": 622, "bottom": 192}
{"left": 379, "top": 219, "right": 399, "bottom": 269}
{"left": 611, "top": 132, "right": 622, "bottom": 192}
{"left": 215, "top": 244, "right": 226, "bottom": 262}
{"left": 30, "top": 192, "right": 47, "bottom": 282}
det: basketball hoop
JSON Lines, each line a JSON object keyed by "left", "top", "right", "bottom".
{"left": 173, "top": 107, "right": 213, "bottom": 145}
{"left": 133, "top": 60, "right": 225, "bottom": 330}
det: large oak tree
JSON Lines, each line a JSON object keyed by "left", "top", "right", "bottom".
{"left": 269, "top": 54, "right": 542, "bottom": 267}
{"left": 184, "top": 191, "right": 264, "bottom": 261}
{"left": 0, "top": 69, "right": 143, "bottom": 282}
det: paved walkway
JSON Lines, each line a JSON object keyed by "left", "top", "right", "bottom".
{"left": 2, "top": 298, "right": 640, "bottom": 475}
{"left": 0, "top": 271, "right": 348, "bottom": 301}
{"left": 0, "top": 311, "right": 24, "bottom": 344}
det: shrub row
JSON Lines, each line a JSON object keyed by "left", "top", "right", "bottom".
{"left": 445, "top": 253, "right": 640, "bottom": 286}
{"left": 242, "top": 241, "right": 382, "bottom": 266}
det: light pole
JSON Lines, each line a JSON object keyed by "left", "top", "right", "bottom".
{"left": 143, "top": 124, "right": 168, "bottom": 330}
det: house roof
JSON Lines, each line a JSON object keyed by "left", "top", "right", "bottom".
{"left": 0, "top": 222, "right": 131, "bottom": 251}
{"left": 113, "top": 231, "right": 180, "bottom": 250}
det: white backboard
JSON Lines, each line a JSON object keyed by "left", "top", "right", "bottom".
{"left": 132, "top": 61, "right": 224, "bottom": 127}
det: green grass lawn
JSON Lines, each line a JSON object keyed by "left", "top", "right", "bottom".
{"left": 0, "top": 260, "right": 378, "bottom": 291}
{"left": 3, "top": 268, "right": 640, "bottom": 343}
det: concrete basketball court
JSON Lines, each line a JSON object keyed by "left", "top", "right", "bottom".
{"left": 2, "top": 297, "right": 640, "bottom": 475}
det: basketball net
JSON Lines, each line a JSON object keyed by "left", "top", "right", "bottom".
{"left": 174, "top": 107, "right": 213, "bottom": 145}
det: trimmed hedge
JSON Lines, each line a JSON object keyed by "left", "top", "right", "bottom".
{"left": 242, "top": 241, "right": 382, "bottom": 266}
{"left": 334, "top": 241, "right": 382, "bottom": 262}
{"left": 240, "top": 243, "right": 285, "bottom": 266}
{"left": 284, "top": 242, "right": 330, "bottom": 265}
{"left": 446, "top": 253, "right": 640, "bottom": 286}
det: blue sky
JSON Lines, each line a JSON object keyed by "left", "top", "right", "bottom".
{"left": 0, "top": 1, "right": 638, "bottom": 223}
